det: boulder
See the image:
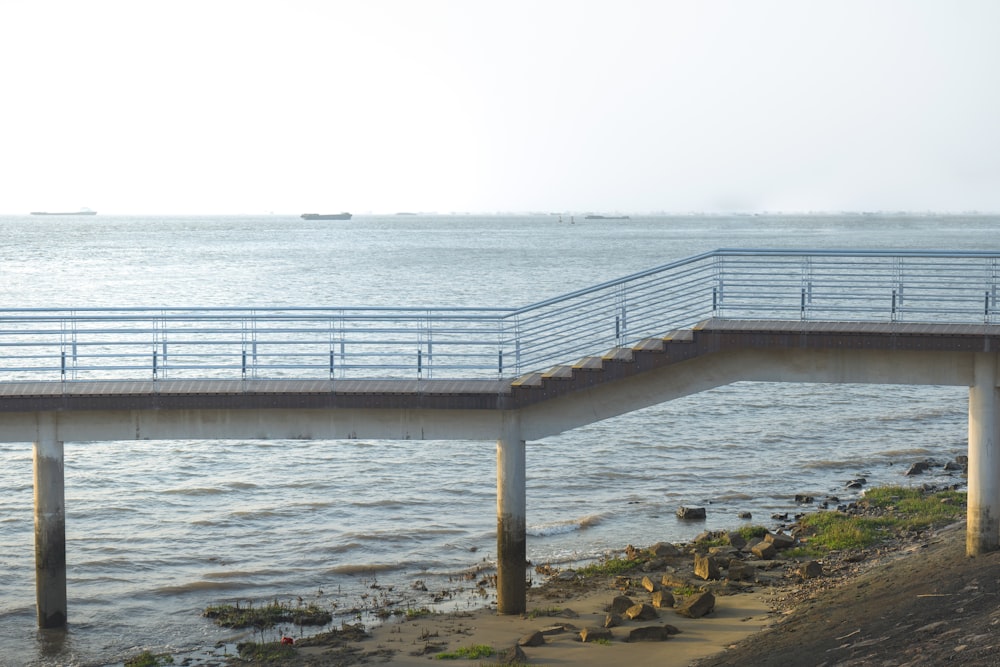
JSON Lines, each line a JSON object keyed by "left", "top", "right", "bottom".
{"left": 604, "top": 613, "right": 622, "bottom": 628}
{"left": 628, "top": 625, "right": 672, "bottom": 642}
{"left": 694, "top": 554, "right": 722, "bottom": 581}
{"left": 906, "top": 460, "right": 932, "bottom": 476}
{"left": 766, "top": 531, "right": 796, "bottom": 550}
{"left": 496, "top": 644, "right": 528, "bottom": 665}
{"left": 798, "top": 560, "right": 823, "bottom": 579}
{"left": 675, "top": 591, "right": 716, "bottom": 619}
{"left": 677, "top": 506, "right": 707, "bottom": 520}
{"left": 751, "top": 541, "right": 776, "bottom": 559}
{"left": 580, "top": 627, "right": 613, "bottom": 643}
{"left": 518, "top": 631, "right": 545, "bottom": 647}
{"left": 726, "top": 531, "right": 747, "bottom": 549}
{"left": 728, "top": 561, "right": 756, "bottom": 581}
{"left": 625, "top": 603, "right": 659, "bottom": 621}
{"left": 608, "top": 595, "right": 635, "bottom": 615}
{"left": 649, "top": 541, "right": 681, "bottom": 558}
{"left": 652, "top": 589, "right": 675, "bottom": 609}
{"left": 738, "top": 511, "right": 753, "bottom": 519}
{"left": 641, "top": 575, "right": 661, "bottom": 592}
{"left": 795, "top": 494, "right": 814, "bottom": 504}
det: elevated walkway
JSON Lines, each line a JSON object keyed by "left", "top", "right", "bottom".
{"left": 10, "top": 249, "right": 1000, "bottom": 626}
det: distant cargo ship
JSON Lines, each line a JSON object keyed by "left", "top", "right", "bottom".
{"left": 584, "top": 214, "right": 630, "bottom": 220}
{"left": 301, "top": 212, "right": 352, "bottom": 220}
{"left": 30, "top": 209, "right": 97, "bottom": 216}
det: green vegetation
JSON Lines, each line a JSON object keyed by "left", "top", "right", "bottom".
{"left": 671, "top": 584, "right": 699, "bottom": 597}
{"left": 736, "top": 525, "right": 769, "bottom": 541}
{"left": 526, "top": 605, "right": 563, "bottom": 619}
{"left": 404, "top": 606, "right": 434, "bottom": 619}
{"left": 236, "top": 641, "right": 296, "bottom": 662}
{"left": 591, "top": 637, "right": 613, "bottom": 646}
{"left": 577, "top": 556, "right": 643, "bottom": 577}
{"left": 124, "top": 652, "right": 173, "bottom": 667}
{"left": 797, "top": 485, "right": 966, "bottom": 552}
{"left": 435, "top": 644, "right": 495, "bottom": 659}
{"left": 203, "top": 599, "right": 332, "bottom": 629}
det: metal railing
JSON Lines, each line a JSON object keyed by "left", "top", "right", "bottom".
{"left": 2, "top": 249, "right": 999, "bottom": 382}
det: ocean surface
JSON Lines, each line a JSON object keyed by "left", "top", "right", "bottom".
{"left": 0, "top": 213, "right": 991, "bottom": 666}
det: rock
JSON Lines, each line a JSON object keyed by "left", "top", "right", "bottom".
{"left": 795, "top": 494, "right": 814, "bottom": 504}
{"left": 649, "top": 541, "right": 681, "bottom": 558}
{"left": 663, "top": 624, "right": 681, "bottom": 635}
{"left": 625, "top": 544, "right": 640, "bottom": 560}
{"left": 604, "top": 613, "right": 622, "bottom": 628}
{"left": 944, "top": 460, "right": 964, "bottom": 471}
{"left": 518, "top": 631, "right": 545, "bottom": 647}
{"left": 906, "top": 461, "right": 932, "bottom": 476}
{"left": 956, "top": 455, "right": 969, "bottom": 465}
{"left": 677, "top": 506, "right": 707, "bottom": 520}
{"left": 728, "top": 561, "right": 756, "bottom": 581}
{"left": 738, "top": 511, "right": 753, "bottom": 519}
{"left": 496, "top": 644, "right": 528, "bottom": 665}
{"left": 798, "top": 560, "right": 823, "bottom": 579}
{"left": 766, "top": 531, "right": 796, "bottom": 549}
{"left": 628, "top": 625, "right": 673, "bottom": 642}
{"left": 751, "top": 541, "right": 777, "bottom": 559}
{"left": 694, "top": 553, "right": 722, "bottom": 580}
{"left": 846, "top": 478, "right": 867, "bottom": 489}
{"left": 726, "top": 531, "right": 747, "bottom": 549}
{"left": 580, "top": 627, "right": 613, "bottom": 643}
{"left": 539, "top": 625, "right": 567, "bottom": 635}
{"left": 652, "top": 589, "right": 675, "bottom": 609}
{"left": 625, "top": 603, "right": 660, "bottom": 621}
{"left": 675, "top": 591, "right": 716, "bottom": 618}
{"left": 608, "top": 595, "right": 635, "bottom": 615}
{"left": 641, "top": 575, "right": 661, "bottom": 592}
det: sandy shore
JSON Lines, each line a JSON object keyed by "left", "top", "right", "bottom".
{"left": 351, "top": 587, "right": 771, "bottom": 666}
{"left": 261, "top": 519, "right": 993, "bottom": 667}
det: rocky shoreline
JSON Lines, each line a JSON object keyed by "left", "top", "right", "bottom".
{"left": 189, "top": 481, "right": 976, "bottom": 666}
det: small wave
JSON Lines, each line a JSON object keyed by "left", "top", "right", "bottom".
{"left": 528, "top": 514, "right": 604, "bottom": 537}
{"left": 349, "top": 499, "right": 406, "bottom": 509}
{"left": 225, "top": 481, "right": 259, "bottom": 490}
{"left": 326, "top": 562, "right": 404, "bottom": 575}
{"left": 162, "top": 487, "right": 226, "bottom": 496}
{"left": 800, "top": 459, "right": 855, "bottom": 471}
{"left": 153, "top": 580, "right": 254, "bottom": 594}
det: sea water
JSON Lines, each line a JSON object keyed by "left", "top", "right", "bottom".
{"left": 0, "top": 213, "right": 990, "bottom": 666}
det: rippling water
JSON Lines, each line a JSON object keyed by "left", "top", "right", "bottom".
{"left": 0, "top": 213, "right": 988, "bottom": 665}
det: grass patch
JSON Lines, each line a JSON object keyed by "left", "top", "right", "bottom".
{"left": 527, "top": 606, "right": 563, "bottom": 619}
{"left": 124, "top": 652, "right": 173, "bottom": 667}
{"left": 736, "top": 525, "right": 769, "bottom": 541}
{"left": 236, "top": 641, "right": 296, "bottom": 662}
{"left": 435, "top": 644, "right": 495, "bottom": 659}
{"left": 404, "top": 606, "right": 434, "bottom": 619}
{"left": 591, "top": 638, "right": 613, "bottom": 646}
{"left": 577, "top": 556, "right": 643, "bottom": 577}
{"left": 203, "top": 599, "right": 332, "bottom": 629}
{"left": 797, "top": 486, "right": 966, "bottom": 552}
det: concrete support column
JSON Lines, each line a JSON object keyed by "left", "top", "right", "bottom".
{"left": 496, "top": 412, "right": 526, "bottom": 615}
{"left": 968, "top": 352, "right": 1000, "bottom": 556}
{"left": 33, "top": 417, "right": 67, "bottom": 629}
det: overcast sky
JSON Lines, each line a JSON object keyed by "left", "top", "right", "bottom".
{"left": 2, "top": 1, "right": 998, "bottom": 215}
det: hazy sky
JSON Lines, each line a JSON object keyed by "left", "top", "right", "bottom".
{"left": 2, "top": 1, "right": 998, "bottom": 215}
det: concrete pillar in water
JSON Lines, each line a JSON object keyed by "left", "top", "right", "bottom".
{"left": 968, "top": 352, "right": 1000, "bottom": 556}
{"left": 33, "top": 419, "right": 67, "bottom": 629}
{"left": 496, "top": 413, "right": 526, "bottom": 615}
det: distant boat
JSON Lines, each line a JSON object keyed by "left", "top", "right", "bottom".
{"left": 30, "top": 209, "right": 96, "bottom": 216}
{"left": 584, "top": 214, "right": 630, "bottom": 220}
{"left": 301, "top": 212, "right": 352, "bottom": 220}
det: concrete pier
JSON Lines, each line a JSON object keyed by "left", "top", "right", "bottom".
{"left": 496, "top": 413, "right": 526, "bottom": 615}
{"left": 33, "top": 422, "right": 67, "bottom": 629}
{"left": 967, "top": 352, "right": 1000, "bottom": 556}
